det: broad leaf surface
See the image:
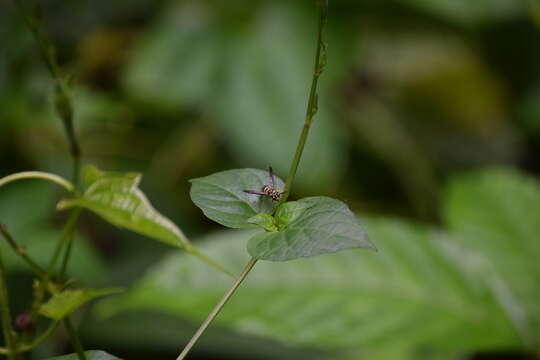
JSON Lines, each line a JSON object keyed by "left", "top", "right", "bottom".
{"left": 190, "top": 168, "right": 284, "bottom": 229}
{"left": 97, "top": 220, "right": 520, "bottom": 359}
{"left": 444, "top": 168, "right": 540, "bottom": 347}
{"left": 397, "top": 0, "right": 524, "bottom": 25}
{"left": 58, "top": 165, "right": 191, "bottom": 249}
{"left": 248, "top": 197, "right": 375, "bottom": 261}
{"left": 45, "top": 350, "right": 121, "bottom": 360}
{"left": 123, "top": 2, "right": 220, "bottom": 108}
{"left": 40, "top": 288, "right": 123, "bottom": 321}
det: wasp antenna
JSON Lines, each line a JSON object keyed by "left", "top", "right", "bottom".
{"left": 268, "top": 166, "right": 276, "bottom": 187}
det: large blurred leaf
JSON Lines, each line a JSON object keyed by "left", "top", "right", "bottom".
{"left": 97, "top": 220, "right": 520, "bottom": 359}
{"left": 0, "top": 226, "right": 107, "bottom": 283}
{"left": 444, "top": 168, "right": 540, "bottom": 347}
{"left": 40, "top": 288, "right": 122, "bottom": 320}
{"left": 248, "top": 197, "right": 374, "bottom": 261}
{"left": 190, "top": 168, "right": 284, "bottom": 229}
{"left": 397, "top": 0, "right": 524, "bottom": 25}
{"left": 123, "top": 2, "right": 346, "bottom": 190}
{"left": 123, "top": 2, "right": 220, "bottom": 108}
{"left": 45, "top": 350, "right": 121, "bottom": 360}
{"left": 0, "top": 182, "right": 106, "bottom": 283}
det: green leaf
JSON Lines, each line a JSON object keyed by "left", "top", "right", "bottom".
{"left": 58, "top": 165, "right": 231, "bottom": 276}
{"left": 58, "top": 165, "right": 190, "bottom": 249}
{"left": 247, "top": 213, "right": 277, "bottom": 232}
{"left": 96, "top": 223, "right": 520, "bottom": 359}
{"left": 40, "top": 288, "right": 123, "bottom": 320}
{"left": 190, "top": 168, "right": 284, "bottom": 229}
{"left": 45, "top": 350, "right": 121, "bottom": 360}
{"left": 444, "top": 168, "right": 540, "bottom": 347}
{"left": 248, "top": 197, "right": 375, "bottom": 261}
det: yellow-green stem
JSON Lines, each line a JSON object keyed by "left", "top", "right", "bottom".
{"left": 175, "top": 1, "right": 329, "bottom": 359}
{"left": 64, "top": 318, "right": 86, "bottom": 360}
{"left": 282, "top": 0, "right": 328, "bottom": 202}
{"left": 176, "top": 258, "right": 257, "bottom": 360}
{"left": 0, "top": 248, "right": 17, "bottom": 360}
{"left": 0, "top": 225, "right": 46, "bottom": 278}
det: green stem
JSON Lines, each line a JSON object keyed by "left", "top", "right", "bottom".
{"left": 175, "top": 2, "right": 329, "bottom": 359}
{"left": 176, "top": 258, "right": 257, "bottom": 360}
{"left": 13, "top": 0, "right": 81, "bottom": 187}
{"left": 63, "top": 318, "right": 86, "bottom": 360}
{"left": 282, "top": 0, "right": 328, "bottom": 202}
{"left": 186, "top": 245, "right": 235, "bottom": 278}
{"left": 0, "top": 172, "right": 75, "bottom": 193}
{"left": 0, "top": 225, "right": 46, "bottom": 278}
{"left": 0, "top": 248, "right": 16, "bottom": 360}
{"left": 0, "top": 320, "right": 61, "bottom": 354}
{"left": 46, "top": 209, "right": 81, "bottom": 279}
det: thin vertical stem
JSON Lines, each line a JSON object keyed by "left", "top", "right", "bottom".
{"left": 175, "top": 2, "right": 329, "bottom": 359}
{"left": 176, "top": 258, "right": 257, "bottom": 360}
{"left": 13, "top": 0, "right": 81, "bottom": 186}
{"left": 63, "top": 318, "right": 86, "bottom": 360}
{"left": 282, "top": 0, "right": 328, "bottom": 202}
{"left": 46, "top": 209, "right": 81, "bottom": 279}
{"left": 0, "top": 249, "right": 16, "bottom": 360}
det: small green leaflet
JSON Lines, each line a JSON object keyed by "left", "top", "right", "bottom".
{"left": 247, "top": 197, "right": 375, "bottom": 261}
{"left": 190, "top": 168, "right": 285, "bottom": 229}
{"left": 39, "top": 288, "right": 123, "bottom": 320}
{"left": 44, "top": 350, "right": 122, "bottom": 360}
{"left": 247, "top": 213, "right": 278, "bottom": 232}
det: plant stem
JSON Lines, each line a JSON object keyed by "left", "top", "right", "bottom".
{"left": 176, "top": 2, "right": 329, "bottom": 359}
{"left": 176, "top": 257, "right": 257, "bottom": 360}
{"left": 13, "top": 0, "right": 81, "bottom": 186}
{"left": 282, "top": 0, "right": 328, "bottom": 202}
{"left": 63, "top": 318, "right": 86, "bottom": 360}
{"left": 0, "top": 172, "right": 75, "bottom": 193}
{"left": 0, "top": 225, "right": 46, "bottom": 278}
{"left": 46, "top": 209, "right": 81, "bottom": 279}
{"left": 0, "top": 248, "right": 16, "bottom": 360}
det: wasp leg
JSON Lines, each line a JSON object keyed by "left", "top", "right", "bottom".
{"left": 244, "top": 190, "right": 266, "bottom": 195}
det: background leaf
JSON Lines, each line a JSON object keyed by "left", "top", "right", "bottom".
{"left": 40, "top": 288, "right": 123, "bottom": 320}
{"left": 443, "top": 168, "right": 540, "bottom": 347}
{"left": 96, "top": 218, "right": 520, "bottom": 359}
{"left": 248, "top": 197, "right": 374, "bottom": 261}
{"left": 45, "top": 350, "right": 121, "bottom": 360}
{"left": 190, "top": 168, "right": 284, "bottom": 229}
{"left": 0, "top": 181, "right": 107, "bottom": 283}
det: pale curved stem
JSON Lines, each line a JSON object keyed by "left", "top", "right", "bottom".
{"left": 0, "top": 171, "right": 75, "bottom": 193}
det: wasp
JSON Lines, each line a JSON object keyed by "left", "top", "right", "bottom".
{"left": 244, "top": 167, "right": 286, "bottom": 201}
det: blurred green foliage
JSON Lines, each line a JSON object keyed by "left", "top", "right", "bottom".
{"left": 1, "top": 0, "right": 540, "bottom": 359}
